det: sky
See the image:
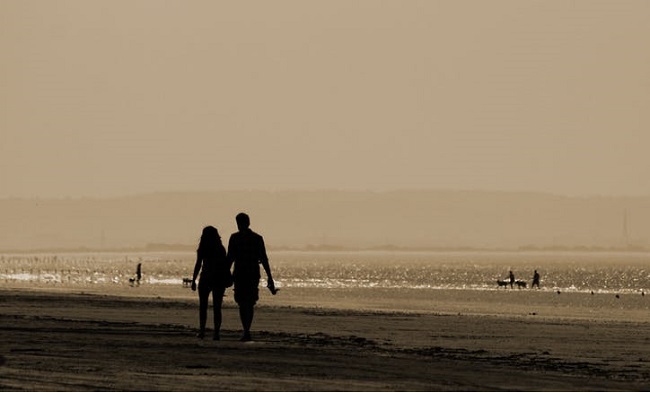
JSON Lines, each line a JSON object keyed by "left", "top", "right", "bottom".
{"left": 1, "top": 0, "right": 649, "bottom": 198}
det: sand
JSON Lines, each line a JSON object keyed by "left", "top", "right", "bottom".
{"left": 1, "top": 287, "right": 649, "bottom": 391}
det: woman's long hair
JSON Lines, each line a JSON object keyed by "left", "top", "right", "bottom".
{"left": 197, "top": 226, "right": 223, "bottom": 257}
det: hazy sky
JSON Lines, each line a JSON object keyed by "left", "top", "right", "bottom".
{"left": 2, "top": 1, "right": 649, "bottom": 198}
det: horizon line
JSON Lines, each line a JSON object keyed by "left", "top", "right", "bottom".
{"left": 2, "top": 188, "right": 650, "bottom": 201}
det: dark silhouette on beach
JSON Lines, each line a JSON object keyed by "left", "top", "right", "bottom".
{"left": 532, "top": 270, "right": 540, "bottom": 288}
{"left": 191, "top": 226, "right": 232, "bottom": 340}
{"left": 509, "top": 270, "right": 515, "bottom": 289}
{"left": 136, "top": 263, "right": 142, "bottom": 284}
{"left": 128, "top": 263, "right": 142, "bottom": 286}
{"left": 227, "top": 213, "right": 276, "bottom": 342}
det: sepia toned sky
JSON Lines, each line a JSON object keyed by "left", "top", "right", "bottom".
{"left": 1, "top": 1, "right": 649, "bottom": 198}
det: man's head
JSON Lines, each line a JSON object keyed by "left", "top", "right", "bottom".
{"left": 236, "top": 212, "right": 250, "bottom": 230}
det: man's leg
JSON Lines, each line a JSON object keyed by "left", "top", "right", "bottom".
{"left": 239, "top": 303, "right": 254, "bottom": 341}
{"left": 234, "top": 279, "right": 259, "bottom": 341}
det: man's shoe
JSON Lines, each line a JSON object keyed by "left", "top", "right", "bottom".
{"left": 213, "top": 332, "right": 220, "bottom": 341}
{"left": 239, "top": 332, "right": 252, "bottom": 342}
{"left": 196, "top": 331, "right": 205, "bottom": 339}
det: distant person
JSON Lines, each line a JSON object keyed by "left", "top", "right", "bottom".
{"left": 191, "top": 226, "right": 232, "bottom": 340}
{"left": 136, "top": 263, "right": 142, "bottom": 285}
{"left": 532, "top": 270, "right": 540, "bottom": 288}
{"left": 128, "top": 263, "right": 142, "bottom": 287}
{"left": 227, "top": 213, "right": 277, "bottom": 342}
{"left": 509, "top": 270, "right": 515, "bottom": 289}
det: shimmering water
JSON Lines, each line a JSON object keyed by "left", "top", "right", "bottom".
{"left": 1, "top": 251, "right": 649, "bottom": 294}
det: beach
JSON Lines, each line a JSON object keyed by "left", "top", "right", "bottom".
{"left": 1, "top": 287, "right": 649, "bottom": 391}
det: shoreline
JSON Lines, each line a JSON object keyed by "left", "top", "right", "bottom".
{"left": 1, "top": 288, "right": 649, "bottom": 391}
{"left": 2, "top": 282, "right": 648, "bottom": 323}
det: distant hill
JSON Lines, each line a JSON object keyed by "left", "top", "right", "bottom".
{"left": 1, "top": 190, "right": 649, "bottom": 252}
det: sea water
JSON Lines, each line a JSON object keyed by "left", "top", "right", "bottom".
{"left": 1, "top": 250, "right": 649, "bottom": 295}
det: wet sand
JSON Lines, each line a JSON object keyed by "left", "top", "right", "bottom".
{"left": 1, "top": 288, "right": 649, "bottom": 391}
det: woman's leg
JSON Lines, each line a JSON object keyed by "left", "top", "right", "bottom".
{"left": 212, "top": 286, "right": 225, "bottom": 339}
{"left": 198, "top": 282, "right": 210, "bottom": 337}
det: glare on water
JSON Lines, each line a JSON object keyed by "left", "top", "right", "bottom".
{"left": 1, "top": 251, "right": 649, "bottom": 295}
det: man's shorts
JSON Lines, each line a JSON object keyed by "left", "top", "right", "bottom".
{"left": 234, "top": 278, "right": 260, "bottom": 305}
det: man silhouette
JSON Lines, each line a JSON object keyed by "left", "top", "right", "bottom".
{"left": 227, "top": 212, "right": 276, "bottom": 341}
{"left": 136, "top": 263, "right": 142, "bottom": 285}
{"left": 532, "top": 270, "right": 540, "bottom": 288}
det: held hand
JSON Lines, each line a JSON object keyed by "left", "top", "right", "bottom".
{"left": 191, "top": 280, "right": 197, "bottom": 291}
{"left": 267, "top": 278, "right": 278, "bottom": 295}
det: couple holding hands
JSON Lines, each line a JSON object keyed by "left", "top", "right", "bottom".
{"left": 191, "top": 212, "right": 277, "bottom": 341}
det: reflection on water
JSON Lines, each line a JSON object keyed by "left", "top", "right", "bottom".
{"left": 1, "top": 251, "right": 649, "bottom": 294}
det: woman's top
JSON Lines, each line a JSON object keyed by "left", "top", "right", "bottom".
{"left": 196, "top": 244, "right": 231, "bottom": 287}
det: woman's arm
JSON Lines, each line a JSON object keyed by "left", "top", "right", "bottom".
{"left": 191, "top": 252, "right": 201, "bottom": 291}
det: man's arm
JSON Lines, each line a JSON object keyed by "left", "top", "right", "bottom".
{"left": 259, "top": 236, "right": 277, "bottom": 294}
{"left": 226, "top": 235, "right": 236, "bottom": 272}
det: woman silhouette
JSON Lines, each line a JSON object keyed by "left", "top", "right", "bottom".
{"left": 191, "top": 226, "right": 232, "bottom": 340}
